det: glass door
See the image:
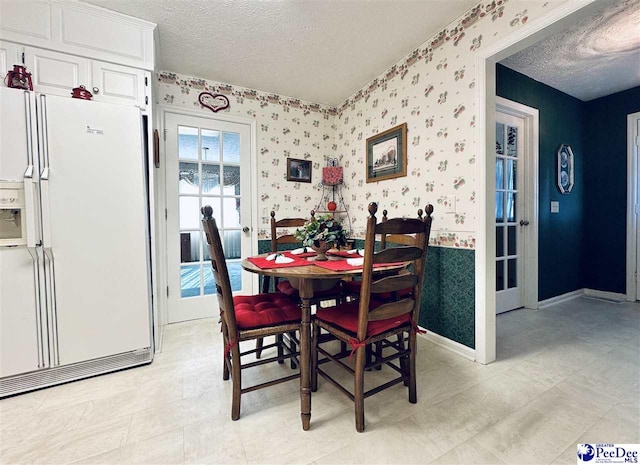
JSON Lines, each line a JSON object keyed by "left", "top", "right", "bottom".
{"left": 495, "top": 112, "right": 525, "bottom": 314}
{"left": 165, "top": 113, "right": 253, "bottom": 323}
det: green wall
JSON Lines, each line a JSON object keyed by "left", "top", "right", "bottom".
{"left": 584, "top": 87, "right": 640, "bottom": 293}
{"left": 496, "top": 64, "right": 586, "bottom": 300}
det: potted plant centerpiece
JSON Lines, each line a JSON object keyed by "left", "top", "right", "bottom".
{"left": 294, "top": 213, "right": 347, "bottom": 261}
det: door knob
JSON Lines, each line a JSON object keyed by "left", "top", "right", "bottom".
{"left": 92, "top": 87, "right": 100, "bottom": 94}
{"left": 519, "top": 220, "right": 530, "bottom": 226}
{"left": 242, "top": 226, "right": 250, "bottom": 233}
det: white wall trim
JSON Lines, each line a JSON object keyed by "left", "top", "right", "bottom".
{"left": 496, "top": 97, "right": 540, "bottom": 311}
{"left": 626, "top": 111, "right": 640, "bottom": 301}
{"left": 537, "top": 289, "right": 584, "bottom": 308}
{"left": 474, "top": 0, "right": 598, "bottom": 365}
{"left": 584, "top": 288, "right": 627, "bottom": 303}
{"left": 421, "top": 330, "right": 476, "bottom": 361}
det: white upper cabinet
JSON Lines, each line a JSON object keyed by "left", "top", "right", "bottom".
{"left": 24, "top": 46, "right": 89, "bottom": 96}
{"left": 91, "top": 61, "right": 148, "bottom": 109}
{"left": 0, "top": 0, "right": 155, "bottom": 71}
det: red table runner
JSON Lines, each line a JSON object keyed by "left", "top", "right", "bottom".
{"left": 313, "top": 260, "right": 403, "bottom": 271}
{"left": 247, "top": 254, "right": 314, "bottom": 269}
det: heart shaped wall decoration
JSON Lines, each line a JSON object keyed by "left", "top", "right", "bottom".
{"left": 198, "top": 92, "right": 230, "bottom": 113}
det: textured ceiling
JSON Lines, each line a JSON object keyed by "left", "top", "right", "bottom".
{"left": 500, "top": 0, "right": 640, "bottom": 102}
{"left": 80, "top": 0, "right": 476, "bottom": 105}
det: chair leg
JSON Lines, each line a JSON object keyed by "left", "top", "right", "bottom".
{"left": 277, "top": 334, "right": 284, "bottom": 364}
{"left": 256, "top": 337, "right": 264, "bottom": 359}
{"left": 231, "top": 347, "right": 242, "bottom": 420}
{"left": 354, "top": 344, "right": 367, "bottom": 432}
{"left": 375, "top": 341, "right": 382, "bottom": 371}
{"left": 398, "top": 333, "right": 408, "bottom": 386}
{"left": 408, "top": 331, "right": 417, "bottom": 404}
{"left": 311, "top": 323, "right": 320, "bottom": 392}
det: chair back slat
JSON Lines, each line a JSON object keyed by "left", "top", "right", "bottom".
{"left": 373, "top": 246, "right": 423, "bottom": 264}
{"left": 370, "top": 274, "right": 418, "bottom": 295}
{"left": 274, "top": 218, "right": 307, "bottom": 228}
{"left": 201, "top": 206, "right": 238, "bottom": 337}
{"left": 368, "top": 299, "right": 415, "bottom": 322}
{"left": 274, "top": 234, "right": 300, "bottom": 245}
{"left": 355, "top": 202, "right": 433, "bottom": 340}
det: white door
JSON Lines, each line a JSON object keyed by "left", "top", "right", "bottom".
{"left": 165, "top": 113, "right": 253, "bottom": 323}
{"left": 495, "top": 111, "right": 527, "bottom": 314}
{"left": 43, "top": 96, "right": 151, "bottom": 365}
{"left": 635, "top": 116, "right": 640, "bottom": 299}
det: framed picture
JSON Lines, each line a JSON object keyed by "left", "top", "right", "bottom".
{"left": 557, "top": 144, "right": 574, "bottom": 193}
{"left": 286, "top": 158, "right": 312, "bottom": 183}
{"left": 366, "top": 123, "right": 407, "bottom": 183}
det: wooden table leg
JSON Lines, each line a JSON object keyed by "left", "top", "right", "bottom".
{"left": 298, "top": 278, "right": 313, "bottom": 430}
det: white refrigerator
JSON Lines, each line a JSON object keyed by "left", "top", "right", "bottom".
{"left": 0, "top": 87, "right": 152, "bottom": 396}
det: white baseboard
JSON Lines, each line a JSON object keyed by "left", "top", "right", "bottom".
{"left": 583, "top": 289, "right": 626, "bottom": 303}
{"left": 538, "top": 289, "right": 584, "bottom": 308}
{"left": 537, "top": 288, "right": 627, "bottom": 309}
{"left": 420, "top": 329, "right": 476, "bottom": 361}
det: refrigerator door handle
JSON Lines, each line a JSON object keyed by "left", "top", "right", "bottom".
{"left": 24, "top": 90, "right": 35, "bottom": 176}
{"left": 23, "top": 177, "right": 38, "bottom": 248}
{"left": 39, "top": 94, "right": 50, "bottom": 171}
{"left": 40, "top": 174, "right": 52, "bottom": 248}
{"left": 28, "top": 247, "right": 45, "bottom": 368}
{"left": 44, "top": 247, "right": 60, "bottom": 366}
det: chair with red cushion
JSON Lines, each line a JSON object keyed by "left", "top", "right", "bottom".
{"left": 311, "top": 202, "right": 433, "bottom": 432}
{"left": 201, "top": 205, "right": 301, "bottom": 421}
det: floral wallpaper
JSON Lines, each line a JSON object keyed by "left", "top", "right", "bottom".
{"left": 158, "top": 0, "right": 563, "bottom": 247}
{"left": 156, "top": 72, "right": 338, "bottom": 239}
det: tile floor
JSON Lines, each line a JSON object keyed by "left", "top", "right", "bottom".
{"left": 0, "top": 296, "right": 638, "bottom": 464}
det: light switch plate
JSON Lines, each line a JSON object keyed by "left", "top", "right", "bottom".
{"left": 551, "top": 201, "right": 559, "bottom": 213}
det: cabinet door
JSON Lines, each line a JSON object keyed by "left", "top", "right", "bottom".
{"left": 24, "top": 47, "right": 90, "bottom": 97}
{"left": 91, "top": 60, "right": 147, "bottom": 109}
{"left": 0, "top": 41, "right": 20, "bottom": 86}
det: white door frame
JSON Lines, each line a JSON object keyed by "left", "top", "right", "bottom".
{"left": 156, "top": 105, "right": 259, "bottom": 328}
{"left": 626, "top": 111, "right": 640, "bottom": 301}
{"left": 474, "top": 0, "right": 598, "bottom": 364}
{"left": 495, "top": 97, "right": 540, "bottom": 313}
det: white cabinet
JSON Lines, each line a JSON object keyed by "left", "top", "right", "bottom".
{"left": 0, "top": 0, "right": 155, "bottom": 71}
{"left": 0, "top": 40, "right": 20, "bottom": 83}
{"left": 24, "top": 46, "right": 89, "bottom": 96}
{"left": 91, "top": 61, "right": 148, "bottom": 109}
{"left": 20, "top": 46, "right": 148, "bottom": 108}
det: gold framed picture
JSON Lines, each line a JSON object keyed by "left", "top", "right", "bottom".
{"left": 366, "top": 123, "right": 407, "bottom": 183}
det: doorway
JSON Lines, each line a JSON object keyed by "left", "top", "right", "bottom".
{"left": 626, "top": 111, "right": 640, "bottom": 300}
{"left": 164, "top": 112, "right": 254, "bottom": 323}
{"left": 495, "top": 98, "right": 539, "bottom": 314}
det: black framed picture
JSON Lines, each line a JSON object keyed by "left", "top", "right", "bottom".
{"left": 366, "top": 123, "right": 407, "bottom": 183}
{"left": 286, "top": 158, "right": 312, "bottom": 183}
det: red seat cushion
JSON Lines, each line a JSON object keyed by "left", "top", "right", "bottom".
{"left": 342, "top": 280, "right": 413, "bottom": 302}
{"left": 316, "top": 301, "right": 411, "bottom": 338}
{"left": 233, "top": 293, "right": 301, "bottom": 329}
{"left": 277, "top": 280, "right": 343, "bottom": 301}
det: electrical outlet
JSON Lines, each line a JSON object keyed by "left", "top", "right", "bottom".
{"left": 551, "top": 201, "right": 559, "bottom": 213}
{"left": 445, "top": 195, "right": 456, "bottom": 214}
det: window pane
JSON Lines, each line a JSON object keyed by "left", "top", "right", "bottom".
{"left": 507, "top": 226, "right": 517, "bottom": 256}
{"left": 223, "top": 165, "right": 241, "bottom": 195}
{"left": 180, "top": 231, "right": 200, "bottom": 263}
{"left": 495, "top": 123, "right": 504, "bottom": 155}
{"left": 179, "top": 162, "right": 199, "bottom": 194}
{"left": 507, "top": 126, "right": 518, "bottom": 157}
{"left": 223, "top": 198, "right": 241, "bottom": 228}
{"left": 496, "top": 260, "right": 504, "bottom": 291}
{"left": 506, "top": 159, "right": 517, "bottom": 190}
{"left": 178, "top": 126, "right": 198, "bottom": 160}
{"left": 506, "top": 192, "right": 516, "bottom": 222}
{"left": 180, "top": 264, "right": 200, "bottom": 298}
{"left": 179, "top": 196, "right": 200, "bottom": 229}
{"left": 223, "top": 132, "right": 240, "bottom": 163}
{"left": 224, "top": 230, "right": 242, "bottom": 259}
{"left": 227, "top": 260, "right": 242, "bottom": 292}
{"left": 202, "top": 129, "right": 220, "bottom": 162}
{"left": 496, "top": 226, "right": 504, "bottom": 258}
{"left": 495, "top": 192, "right": 504, "bottom": 222}
{"left": 203, "top": 265, "right": 216, "bottom": 295}
{"left": 201, "top": 197, "right": 222, "bottom": 226}
{"left": 495, "top": 158, "right": 504, "bottom": 190}
{"left": 202, "top": 164, "right": 221, "bottom": 195}
{"left": 508, "top": 258, "right": 517, "bottom": 289}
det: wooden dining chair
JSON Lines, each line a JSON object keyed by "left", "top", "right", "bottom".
{"left": 256, "top": 210, "right": 345, "bottom": 360}
{"left": 201, "top": 205, "right": 301, "bottom": 420}
{"left": 311, "top": 202, "right": 433, "bottom": 432}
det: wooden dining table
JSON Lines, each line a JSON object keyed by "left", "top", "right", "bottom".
{"left": 241, "top": 254, "right": 406, "bottom": 430}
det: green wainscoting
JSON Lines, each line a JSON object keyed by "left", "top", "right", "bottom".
{"left": 256, "top": 239, "right": 476, "bottom": 349}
